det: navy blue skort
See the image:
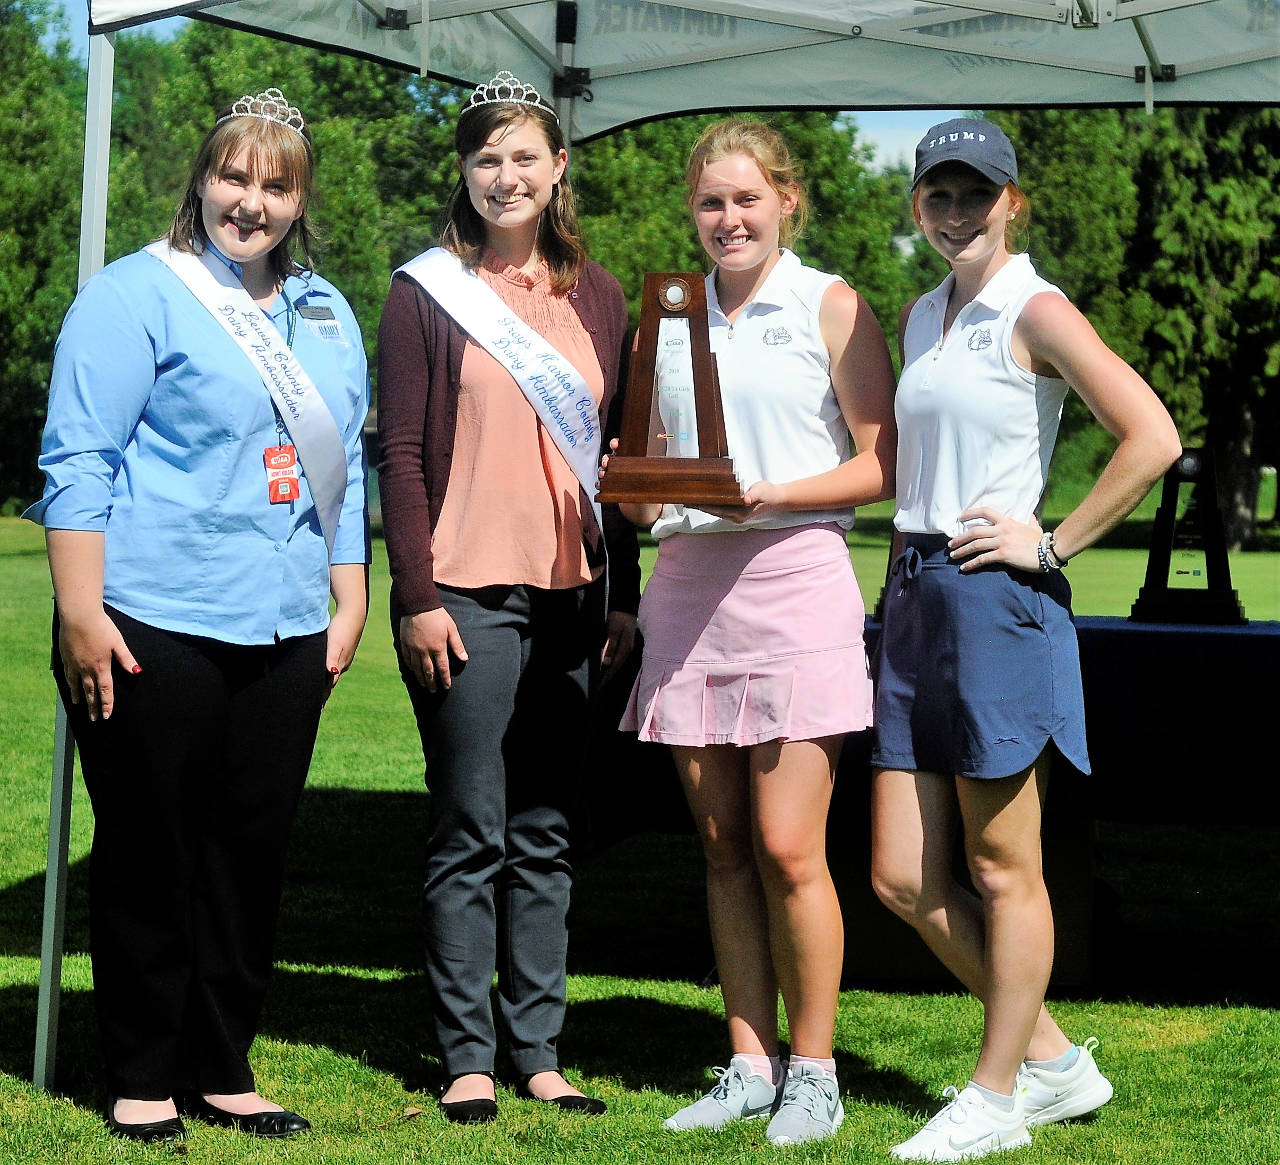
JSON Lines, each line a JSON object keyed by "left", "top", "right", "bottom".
{"left": 870, "top": 534, "right": 1090, "bottom": 780}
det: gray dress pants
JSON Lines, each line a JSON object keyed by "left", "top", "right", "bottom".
{"left": 397, "top": 580, "right": 601, "bottom": 1080}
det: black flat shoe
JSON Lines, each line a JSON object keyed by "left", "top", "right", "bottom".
{"left": 180, "top": 1093, "right": 310, "bottom": 1137}
{"left": 439, "top": 1072, "right": 498, "bottom": 1124}
{"left": 106, "top": 1098, "right": 186, "bottom": 1143}
{"left": 439, "top": 1096, "right": 498, "bottom": 1124}
{"left": 515, "top": 1078, "right": 607, "bottom": 1115}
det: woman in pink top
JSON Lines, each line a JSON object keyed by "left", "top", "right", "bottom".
{"left": 376, "top": 71, "right": 639, "bottom": 1122}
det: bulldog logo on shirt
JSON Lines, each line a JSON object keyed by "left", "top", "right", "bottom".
{"left": 967, "top": 327, "right": 992, "bottom": 351}
{"left": 762, "top": 327, "right": 792, "bottom": 346}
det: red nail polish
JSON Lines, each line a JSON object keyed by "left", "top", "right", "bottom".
{"left": 330, "top": 667, "right": 340, "bottom": 674}
{"left": 131, "top": 665, "right": 142, "bottom": 674}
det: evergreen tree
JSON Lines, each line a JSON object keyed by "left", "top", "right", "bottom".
{"left": 991, "top": 108, "right": 1152, "bottom": 505}
{"left": 773, "top": 111, "right": 919, "bottom": 346}
{"left": 0, "top": 0, "right": 83, "bottom": 506}
{"left": 1129, "top": 107, "right": 1280, "bottom": 548}
{"left": 573, "top": 113, "right": 721, "bottom": 322}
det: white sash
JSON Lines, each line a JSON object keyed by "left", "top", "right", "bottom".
{"left": 144, "top": 241, "right": 347, "bottom": 559}
{"left": 397, "top": 248, "right": 603, "bottom": 526}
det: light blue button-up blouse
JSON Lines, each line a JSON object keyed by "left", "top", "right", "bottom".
{"left": 26, "top": 244, "right": 370, "bottom": 645}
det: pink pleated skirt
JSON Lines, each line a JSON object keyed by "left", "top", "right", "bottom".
{"left": 621, "top": 523, "right": 872, "bottom": 747}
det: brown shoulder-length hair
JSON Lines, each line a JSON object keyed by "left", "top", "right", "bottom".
{"left": 169, "top": 111, "right": 317, "bottom": 280}
{"left": 684, "top": 118, "right": 810, "bottom": 249}
{"left": 438, "top": 101, "right": 585, "bottom": 294}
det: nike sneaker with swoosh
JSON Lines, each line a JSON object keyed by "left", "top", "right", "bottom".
{"left": 765, "top": 1061, "right": 844, "bottom": 1145}
{"left": 1018, "top": 1036, "right": 1113, "bottom": 1127}
{"left": 890, "top": 1082, "right": 1031, "bottom": 1161}
{"left": 661, "top": 1056, "right": 782, "bottom": 1131}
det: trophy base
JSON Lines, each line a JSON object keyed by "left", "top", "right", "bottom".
{"left": 597, "top": 455, "right": 744, "bottom": 507}
{"left": 1129, "top": 586, "right": 1247, "bottom": 625}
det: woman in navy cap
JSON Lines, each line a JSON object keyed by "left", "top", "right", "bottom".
{"left": 870, "top": 118, "right": 1180, "bottom": 1161}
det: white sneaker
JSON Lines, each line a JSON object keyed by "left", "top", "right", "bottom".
{"left": 890, "top": 1083, "right": 1030, "bottom": 1162}
{"left": 1018, "top": 1036, "right": 1113, "bottom": 1127}
{"left": 661, "top": 1056, "right": 782, "bottom": 1131}
{"left": 765, "top": 1061, "right": 844, "bottom": 1146}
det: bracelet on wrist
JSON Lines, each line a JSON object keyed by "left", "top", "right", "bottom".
{"left": 1038, "top": 530, "right": 1066, "bottom": 572}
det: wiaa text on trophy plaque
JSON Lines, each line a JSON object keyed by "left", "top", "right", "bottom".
{"left": 596, "top": 272, "right": 743, "bottom": 507}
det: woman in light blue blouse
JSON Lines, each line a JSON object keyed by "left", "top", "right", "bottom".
{"left": 27, "top": 89, "right": 369, "bottom": 1144}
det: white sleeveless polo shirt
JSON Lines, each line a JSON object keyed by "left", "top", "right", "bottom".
{"left": 894, "top": 253, "right": 1070, "bottom": 536}
{"left": 651, "top": 249, "right": 853, "bottom": 539}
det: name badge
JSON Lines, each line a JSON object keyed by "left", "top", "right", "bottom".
{"left": 301, "top": 307, "right": 344, "bottom": 342}
{"left": 265, "top": 443, "right": 301, "bottom": 503}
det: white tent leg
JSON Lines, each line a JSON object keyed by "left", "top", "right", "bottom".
{"left": 33, "top": 705, "right": 77, "bottom": 1091}
{"left": 416, "top": 4, "right": 430, "bottom": 86}
{"left": 78, "top": 31, "right": 115, "bottom": 289}
{"left": 34, "top": 29, "right": 115, "bottom": 1094}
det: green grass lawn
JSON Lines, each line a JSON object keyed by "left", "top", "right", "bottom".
{"left": 1, "top": 517, "right": 1277, "bottom": 1164}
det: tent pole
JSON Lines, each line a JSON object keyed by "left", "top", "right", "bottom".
{"left": 417, "top": 2, "right": 431, "bottom": 88}
{"left": 34, "top": 28, "right": 115, "bottom": 1094}
{"left": 33, "top": 704, "right": 77, "bottom": 1091}
{"left": 554, "top": 1, "right": 577, "bottom": 137}
{"left": 78, "top": 32, "right": 115, "bottom": 289}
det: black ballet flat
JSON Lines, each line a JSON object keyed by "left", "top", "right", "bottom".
{"left": 105, "top": 1098, "right": 187, "bottom": 1143}
{"left": 180, "top": 1093, "right": 310, "bottom": 1137}
{"left": 439, "top": 1073, "right": 498, "bottom": 1124}
{"left": 440, "top": 1095, "right": 499, "bottom": 1124}
{"left": 515, "top": 1077, "right": 607, "bottom": 1115}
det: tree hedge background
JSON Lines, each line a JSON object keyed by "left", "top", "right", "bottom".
{"left": 3, "top": 2, "right": 1277, "bottom": 546}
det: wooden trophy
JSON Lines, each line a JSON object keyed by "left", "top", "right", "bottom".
{"left": 597, "top": 272, "right": 743, "bottom": 507}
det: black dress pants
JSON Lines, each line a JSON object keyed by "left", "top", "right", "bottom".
{"left": 54, "top": 605, "right": 330, "bottom": 1100}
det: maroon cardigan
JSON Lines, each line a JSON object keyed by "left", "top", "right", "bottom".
{"left": 376, "top": 256, "right": 640, "bottom": 619}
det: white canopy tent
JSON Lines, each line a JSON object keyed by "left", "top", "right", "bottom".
{"left": 35, "top": 0, "right": 1280, "bottom": 1090}
{"left": 90, "top": 0, "right": 1280, "bottom": 144}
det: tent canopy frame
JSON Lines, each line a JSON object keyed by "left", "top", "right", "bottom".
{"left": 34, "top": 0, "right": 1280, "bottom": 1090}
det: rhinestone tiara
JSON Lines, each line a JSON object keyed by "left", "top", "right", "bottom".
{"left": 215, "top": 87, "right": 306, "bottom": 137}
{"left": 460, "top": 69, "right": 557, "bottom": 122}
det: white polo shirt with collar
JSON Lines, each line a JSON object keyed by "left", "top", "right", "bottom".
{"left": 652, "top": 249, "right": 855, "bottom": 539}
{"left": 894, "top": 252, "right": 1070, "bottom": 537}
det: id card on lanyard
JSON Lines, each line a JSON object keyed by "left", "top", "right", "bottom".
{"left": 264, "top": 296, "right": 299, "bottom": 504}
{"left": 265, "top": 444, "right": 301, "bottom": 502}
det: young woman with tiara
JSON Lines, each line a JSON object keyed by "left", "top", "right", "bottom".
{"left": 613, "top": 117, "right": 896, "bottom": 1146}
{"left": 376, "top": 70, "right": 639, "bottom": 1122}
{"left": 28, "top": 88, "right": 370, "bottom": 1142}
{"left": 872, "top": 118, "right": 1180, "bottom": 1161}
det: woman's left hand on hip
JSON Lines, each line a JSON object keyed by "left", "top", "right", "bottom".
{"left": 949, "top": 506, "right": 1043, "bottom": 574}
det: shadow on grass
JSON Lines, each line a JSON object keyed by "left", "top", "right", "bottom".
{"left": 563, "top": 993, "right": 935, "bottom": 1113}
{"left": 0, "top": 974, "right": 933, "bottom": 1116}
{"left": 4, "top": 766, "right": 1275, "bottom": 1099}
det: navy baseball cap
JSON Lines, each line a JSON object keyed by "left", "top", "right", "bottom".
{"left": 912, "top": 118, "right": 1018, "bottom": 190}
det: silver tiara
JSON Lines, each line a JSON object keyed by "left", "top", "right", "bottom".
{"left": 461, "top": 69, "right": 556, "bottom": 122}
{"left": 216, "top": 87, "right": 306, "bottom": 137}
